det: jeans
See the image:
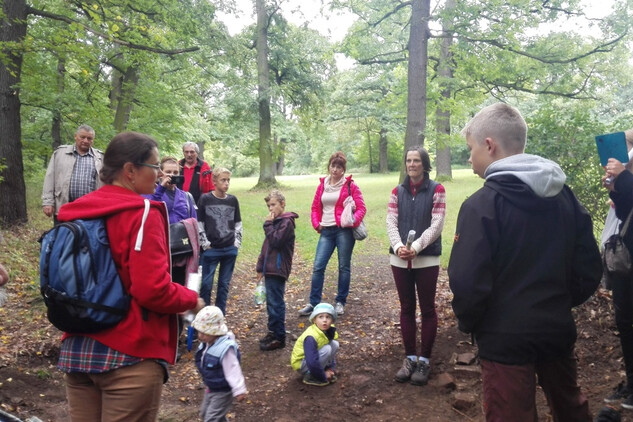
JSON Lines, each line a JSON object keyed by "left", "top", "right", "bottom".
{"left": 65, "top": 360, "right": 164, "bottom": 422}
{"left": 309, "top": 226, "right": 355, "bottom": 306}
{"left": 299, "top": 340, "right": 340, "bottom": 375}
{"left": 481, "top": 353, "right": 591, "bottom": 422}
{"left": 200, "top": 246, "right": 238, "bottom": 315}
{"left": 265, "top": 275, "right": 286, "bottom": 340}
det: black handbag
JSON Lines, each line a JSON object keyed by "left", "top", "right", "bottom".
{"left": 169, "top": 222, "right": 194, "bottom": 257}
{"left": 603, "top": 207, "right": 633, "bottom": 282}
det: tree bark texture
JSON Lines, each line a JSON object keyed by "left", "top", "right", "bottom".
{"left": 379, "top": 128, "right": 389, "bottom": 173}
{"left": 256, "top": 0, "right": 276, "bottom": 185}
{"left": 51, "top": 56, "right": 66, "bottom": 150}
{"left": 435, "top": 0, "right": 455, "bottom": 180}
{"left": 0, "top": 0, "right": 28, "bottom": 227}
{"left": 113, "top": 65, "right": 139, "bottom": 132}
{"left": 401, "top": 0, "right": 430, "bottom": 182}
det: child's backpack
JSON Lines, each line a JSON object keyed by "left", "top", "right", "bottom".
{"left": 39, "top": 218, "right": 130, "bottom": 333}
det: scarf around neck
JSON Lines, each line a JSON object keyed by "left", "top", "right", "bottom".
{"left": 324, "top": 175, "right": 346, "bottom": 193}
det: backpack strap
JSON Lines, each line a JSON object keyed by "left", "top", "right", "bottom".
{"left": 621, "top": 207, "right": 633, "bottom": 237}
{"left": 134, "top": 199, "right": 151, "bottom": 252}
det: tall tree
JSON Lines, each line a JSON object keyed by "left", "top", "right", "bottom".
{"left": 434, "top": 0, "right": 455, "bottom": 181}
{"left": 255, "top": 0, "right": 276, "bottom": 186}
{"left": 402, "top": 0, "right": 430, "bottom": 180}
{"left": 0, "top": 0, "right": 28, "bottom": 226}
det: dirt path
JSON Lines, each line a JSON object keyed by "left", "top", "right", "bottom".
{"left": 0, "top": 252, "right": 629, "bottom": 421}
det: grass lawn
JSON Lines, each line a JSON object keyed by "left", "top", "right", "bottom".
{"left": 228, "top": 169, "right": 484, "bottom": 268}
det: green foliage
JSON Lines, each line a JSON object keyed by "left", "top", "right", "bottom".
{"left": 524, "top": 96, "right": 633, "bottom": 236}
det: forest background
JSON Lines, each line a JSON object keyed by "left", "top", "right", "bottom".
{"left": 0, "top": 0, "right": 633, "bottom": 230}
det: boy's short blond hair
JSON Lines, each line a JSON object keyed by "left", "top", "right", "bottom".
{"left": 265, "top": 189, "right": 285, "bottom": 204}
{"left": 461, "top": 103, "right": 527, "bottom": 154}
{"left": 212, "top": 167, "right": 231, "bottom": 180}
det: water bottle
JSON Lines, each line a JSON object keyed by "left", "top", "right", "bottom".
{"left": 254, "top": 279, "right": 266, "bottom": 305}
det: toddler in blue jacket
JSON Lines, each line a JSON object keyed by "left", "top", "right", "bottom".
{"left": 193, "top": 306, "right": 247, "bottom": 421}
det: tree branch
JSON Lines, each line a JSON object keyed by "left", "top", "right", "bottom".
{"left": 480, "top": 71, "right": 598, "bottom": 100}
{"left": 27, "top": 6, "right": 199, "bottom": 55}
{"left": 368, "top": 1, "right": 412, "bottom": 27}
{"left": 358, "top": 47, "right": 409, "bottom": 65}
{"left": 456, "top": 31, "right": 626, "bottom": 65}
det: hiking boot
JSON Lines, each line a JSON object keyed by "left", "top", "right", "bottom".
{"left": 298, "top": 304, "right": 314, "bottom": 316}
{"left": 410, "top": 361, "right": 430, "bottom": 386}
{"left": 260, "top": 337, "right": 285, "bottom": 351}
{"left": 335, "top": 302, "right": 345, "bottom": 315}
{"left": 302, "top": 372, "right": 329, "bottom": 387}
{"left": 622, "top": 394, "right": 633, "bottom": 410}
{"left": 395, "top": 358, "right": 416, "bottom": 383}
{"left": 605, "top": 382, "right": 631, "bottom": 403}
{"left": 259, "top": 332, "right": 275, "bottom": 345}
{"left": 595, "top": 406, "right": 621, "bottom": 422}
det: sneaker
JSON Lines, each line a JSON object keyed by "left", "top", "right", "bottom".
{"left": 259, "top": 332, "right": 275, "bottom": 345}
{"left": 622, "top": 394, "right": 633, "bottom": 410}
{"left": 302, "top": 373, "right": 329, "bottom": 387}
{"left": 298, "top": 304, "right": 314, "bottom": 316}
{"left": 335, "top": 302, "right": 345, "bottom": 315}
{"left": 595, "top": 406, "right": 621, "bottom": 422}
{"left": 395, "top": 358, "right": 416, "bottom": 383}
{"left": 605, "top": 382, "right": 631, "bottom": 403}
{"left": 410, "top": 360, "right": 430, "bottom": 386}
{"left": 260, "top": 337, "right": 285, "bottom": 351}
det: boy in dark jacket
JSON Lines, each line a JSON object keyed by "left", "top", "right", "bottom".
{"left": 448, "top": 103, "right": 601, "bottom": 422}
{"left": 256, "top": 190, "right": 298, "bottom": 351}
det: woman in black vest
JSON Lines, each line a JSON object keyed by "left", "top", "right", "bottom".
{"left": 386, "top": 146, "right": 446, "bottom": 386}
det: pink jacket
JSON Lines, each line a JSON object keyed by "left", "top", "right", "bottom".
{"left": 310, "top": 175, "right": 366, "bottom": 231}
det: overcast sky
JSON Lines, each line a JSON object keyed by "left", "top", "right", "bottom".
{"left": 215, "top": 0, "right": 355, "bottom": 42}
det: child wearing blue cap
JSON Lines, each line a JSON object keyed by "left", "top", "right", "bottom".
{"left": 290, "top": 302, "right": 339, "bottom": 386}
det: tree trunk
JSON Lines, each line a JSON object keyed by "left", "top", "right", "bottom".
{"left": 51, "top": 56, "right": 66, "bottom": 150}
{"left": 435, "top": 0, "right": 455, "bottom": 181}
{"left": 379, "top": 128, "right": 389, "bottom": 173}
{"left": 113, "top": 65, "right": 139, "bottom": 132}
{"left": 256, "top": 0, "right": 276, "bottom": 186}
{"left": 365, "top": 121, "right": 373, "bottom": 173}
{"left": 197, "top": 141, "right": 207, "bottom": 162}
{"left": 401, "top": 0, "right": 430, "bottom": 182}
{"left": 0, "top": 0, "right": 28, "bottom": 227}
{"left": 276, "top": 137, "right": 286, "bottom": 176}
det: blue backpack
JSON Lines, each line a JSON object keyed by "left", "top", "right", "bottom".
{"left": 39, "top": 218, "right": 130, "bottom": 333}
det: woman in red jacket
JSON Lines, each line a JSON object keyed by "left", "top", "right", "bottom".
{"left": 298, "top": 152, "right": 366, "bottom": 317}
{"left": 56, "top": 132, "right": 204, "bottom": 422}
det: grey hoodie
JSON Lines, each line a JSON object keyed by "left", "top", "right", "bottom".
{"left": 485, "top": 153, "right": 566, "bottom": 198}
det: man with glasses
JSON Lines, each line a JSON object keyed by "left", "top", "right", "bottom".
{"left": 178, "top": 141, "right": 214, "bottom": 204}
{"left": 42, "top": 125, "right": 104, "bottom": 225}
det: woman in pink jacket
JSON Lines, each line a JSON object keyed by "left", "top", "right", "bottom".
{"left": 298, "top": 152, "right": 366, "bottom": 317}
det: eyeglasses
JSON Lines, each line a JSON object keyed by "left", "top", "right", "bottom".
{"left": 138, "top": 163, "right": 161, "bottom": 171}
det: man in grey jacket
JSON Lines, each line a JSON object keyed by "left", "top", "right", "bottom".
{"left": 41, "top": 125, "right": 104, "bottom": 224}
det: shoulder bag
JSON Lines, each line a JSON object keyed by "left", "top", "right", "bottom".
{"left": 603, "top": 206, "right": 633, "bottom": 282}
{"left": 343, "top": 182, "right": 367, "bottom": 241}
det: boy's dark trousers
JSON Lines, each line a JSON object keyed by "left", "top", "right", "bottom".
{"left": 265, "top": 275, "right": 286, "bottom": 340}
{"left": 481, "top": 353, "right": 591, "bottom": 422}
